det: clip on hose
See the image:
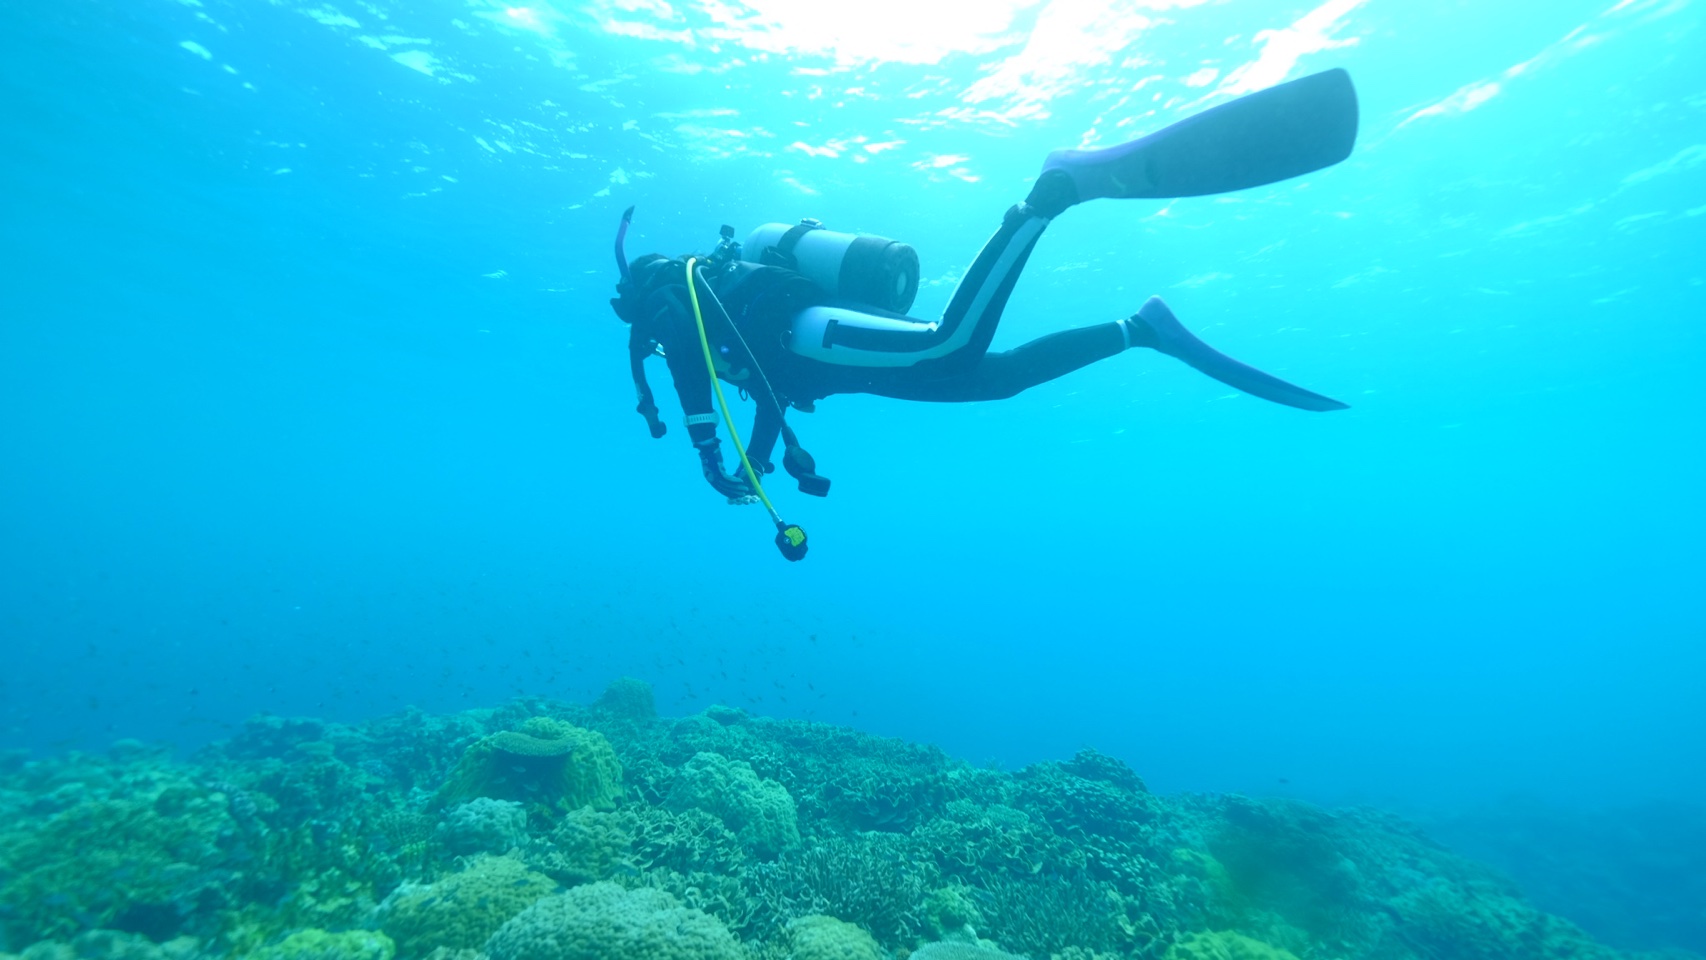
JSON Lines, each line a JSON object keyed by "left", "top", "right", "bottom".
{"left": 684, "top": 257, "right": 809, "bottom": 561}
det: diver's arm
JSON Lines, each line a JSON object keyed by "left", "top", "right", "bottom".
{"left": 644, "top": 294, "right": 754, "bottom": 501}
{"left": 627, "top": 326, "right": 667, "bottom": 438}
{"left": 745, "top": 403, "right": 783, "bottom": 475}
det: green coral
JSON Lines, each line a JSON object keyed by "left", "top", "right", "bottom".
{"left": 249, "top": 930, "right": 396, "bottom": 960}
{"left": 666, "top": 752, "right": 799, "bottom": 858}
{"left": 0, "top": 777, "right": 239, "bottom": 943}
{"left": 380, "top": 856, "right": 555, "bottom": 959}
{"left": 786, "top": 916, "right": 881, "bottom": 960}
{"left": 437, "top": 718, "right": 622, "bottom": 817}
{"left": 923, "top": 885, "right": 984, "bottom": 939}
{"left": 483, "top": 882, "right": 742, "bottom": 960}
{"left": 1205, "top": 798, "right": 1362, "bottom": 942}
{"left": 1164, "top": 931, "right": 1301, "bottom": 960}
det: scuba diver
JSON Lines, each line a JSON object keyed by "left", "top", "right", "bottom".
{"left": 608, "top": 69, "right": 1360, "bottom": 560}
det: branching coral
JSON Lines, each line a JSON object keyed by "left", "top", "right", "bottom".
{"left": 741, "top": 834, "right": 931, "bottom": 949}
{"left": 666, "top": 752, "right": 799, "bottom": 859}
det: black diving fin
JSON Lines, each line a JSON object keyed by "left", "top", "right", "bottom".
{"left": 1134, "top": 297, "right": 1348, "bottom": 412}
{"left": 1042, "top": 68, "right": 1358, "bottom": 201}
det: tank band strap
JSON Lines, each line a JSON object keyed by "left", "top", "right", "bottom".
{"left": 761, "top": 220, "right": 822, "bottom": 269}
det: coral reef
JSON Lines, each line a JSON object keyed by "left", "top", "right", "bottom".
{"left": 0, "top": 682, "right": 1676, "bottom": 960}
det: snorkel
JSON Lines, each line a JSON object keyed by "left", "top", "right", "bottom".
{"left": 613, "top": 205, "right": 634, "bottom": 281}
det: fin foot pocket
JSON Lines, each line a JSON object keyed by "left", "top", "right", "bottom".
{"left": 1133, "top": 297, "right": 1348, "bottom": 412}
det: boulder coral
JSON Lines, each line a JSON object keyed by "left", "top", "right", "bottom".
{"left": 379, "top": 856, "right": 555, "bottom": 959}
{"left": 436, "top": 718, "right": 621, "bottom": 816}
{"left": 592, "top": 678, "right": 657, "bottom": 721}
{"left": 483, "top": 882, "right": 742, "bottom": 960}
{"left": 786, "top": 915, "right": 883, "bottom": 960}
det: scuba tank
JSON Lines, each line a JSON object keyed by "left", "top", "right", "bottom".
{"left": 742, "top": 219, "right": 920, "bottom": 314}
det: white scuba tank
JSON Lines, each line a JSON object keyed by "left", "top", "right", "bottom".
{"left": 742, "top": 219, "right": 920, "bottom": 313}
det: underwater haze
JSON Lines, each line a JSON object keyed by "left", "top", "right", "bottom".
{"left": 3, "top": 0, "right": 1705, "bottom": 948}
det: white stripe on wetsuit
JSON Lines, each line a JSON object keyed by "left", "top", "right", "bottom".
{"left": 785, "top": 214, "right": 1048, "bottom": 368}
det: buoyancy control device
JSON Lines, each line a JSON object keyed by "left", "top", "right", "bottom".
{"left": 742, "top": 219, "right": 920, "bottom": 314}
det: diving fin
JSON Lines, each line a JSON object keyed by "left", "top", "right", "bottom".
{"left": 1042, "top": 68, "right": 1358, "bottom": 202}
{"left": 1133, "top": 297, "right": 1348, "bottom": 412}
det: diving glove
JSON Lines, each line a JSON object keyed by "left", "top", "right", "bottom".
{"left": 694, "top": 437, "right": 757, "bottom": 503}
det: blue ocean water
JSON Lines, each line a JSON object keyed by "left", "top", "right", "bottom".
{"left": 2, "top": 0, "right": 1702, "bottom": 872}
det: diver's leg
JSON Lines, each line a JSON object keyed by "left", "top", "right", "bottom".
{"left": 919, "top": 173, "right": 1081, "bottom": 369}
{"left": 860, "top": 298, "right": 1348, "bottom": 410}
{"left": 862, "top": 321, "right": 1126, "bottom": 402}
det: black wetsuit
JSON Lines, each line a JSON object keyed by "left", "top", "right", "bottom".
{"left": 616, "top": 176, "right": 1133, "bottom": 479}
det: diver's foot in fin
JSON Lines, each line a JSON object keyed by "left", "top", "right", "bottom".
{"left": 1124, "top": 297, "right": 1349, "bottom": 412}
{"left": 1024, "top": 168, "right": 1081, "bottom": 218}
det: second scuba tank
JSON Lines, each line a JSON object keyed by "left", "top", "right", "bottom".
{"left": 743, "top": 219, "right": 920, "bottom": 314}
